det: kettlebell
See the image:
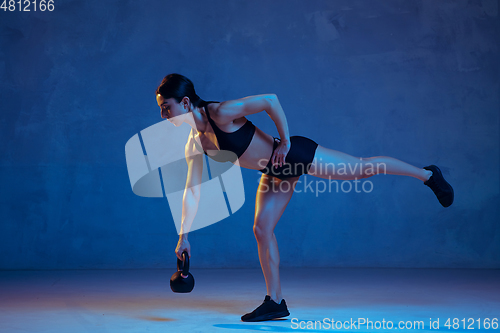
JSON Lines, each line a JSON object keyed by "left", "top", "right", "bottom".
{"left": 170, "top": 251, "right": 195, "bottom": 293}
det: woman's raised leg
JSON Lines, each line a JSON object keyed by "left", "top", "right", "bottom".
{"left": 308, "top": 145, "right": 432, "bottom": 181}
{"left": 307, "top": 145, "right": 454, "bottom": 207}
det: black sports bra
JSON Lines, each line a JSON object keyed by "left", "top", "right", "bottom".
{"left": 193, "top": 101, "right": 256, "bottom": 161}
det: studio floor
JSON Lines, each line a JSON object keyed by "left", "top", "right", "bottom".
{"left": 0, "top": 267, "right": 499, "bottom": 333}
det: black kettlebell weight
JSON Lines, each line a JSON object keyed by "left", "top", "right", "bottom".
{"left": 170, "top": 251, "right": 195, "bottom": 293}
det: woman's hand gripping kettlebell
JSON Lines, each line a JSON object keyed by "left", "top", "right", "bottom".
{"left": 175, "top": 236, "right": 191, "bottom": 265}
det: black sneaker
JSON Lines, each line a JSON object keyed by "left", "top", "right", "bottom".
{"left": 423, "top": 165, "right": 454, "bottom": 207}
{"left": 241, "top": 295, "right": 290, "bottom": 322}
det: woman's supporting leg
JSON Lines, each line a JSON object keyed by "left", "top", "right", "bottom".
{"left": 254, "top": 174, "right": 300, "bottom": 303}
{"left": 308, "top": 145, "right": 432, "bottom": 181}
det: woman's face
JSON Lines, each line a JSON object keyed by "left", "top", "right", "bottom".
{"left": 156, "top": 94, "right": 188, "bottom": 127}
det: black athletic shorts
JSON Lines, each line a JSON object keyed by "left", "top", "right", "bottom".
{"left": 259, "top": 136, "right": 318, "bottom": 180}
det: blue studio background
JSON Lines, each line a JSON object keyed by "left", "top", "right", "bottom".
{"left": 0, "top": 0, "right": 499, "bottom": 270}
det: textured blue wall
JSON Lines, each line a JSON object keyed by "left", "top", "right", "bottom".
{"left": 1, "top": 0, "right": 499, "bottom": 269}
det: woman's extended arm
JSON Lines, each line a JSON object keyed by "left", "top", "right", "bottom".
{"left": 175, "top": 130, "right": 204, "bottom": 260}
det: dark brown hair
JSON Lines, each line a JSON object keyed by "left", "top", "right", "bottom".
{"left": 155, "top": 73, "right": 202, "bottom": 107}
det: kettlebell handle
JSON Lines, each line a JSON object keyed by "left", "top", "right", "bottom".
{"left": 177, "top": 251, "right": 190, "bottom": 276}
